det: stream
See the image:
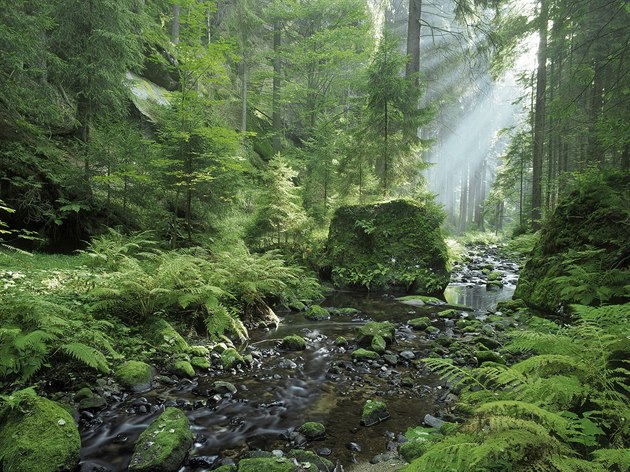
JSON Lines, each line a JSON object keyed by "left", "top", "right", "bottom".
{"left": 79, "top": 245, "right": 518, "bottom": 471}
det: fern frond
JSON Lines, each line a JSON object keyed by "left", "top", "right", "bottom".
{"left": 422, "top": 358, "right": 489, "bottom": 392}
{"left": 592, "top": 448, "right": 630, "bottom": 470}
{"left": 475, "top": 401, "right": 571, "bottom": 438}
{"left": 60, "top": 343, "right": 109, "bottom": 372}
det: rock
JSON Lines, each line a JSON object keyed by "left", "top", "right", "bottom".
{"left": 128, "top": 408, "right": 193, "bottom": 472}
{"left": 0, "top": 389, "right": 81, "bottom": 472}
{"left": 475, "top": 350, "right": 505, "bottom": 365}
{"left": 347, "top": 442, "right": 362, "bottom": 452}
{"left": 277, "top": 359, "right": 298, "bottom": 369}
{"left": 171, "top": 360, "right": 195, "bottom": 379}
{"left": 146, "top": 319, "right": 190, "bottom": 354}
{"left": 221, "top": 348, "right": 244, "bottom": 369}
{"left": 116, "top": 361, "right": 154, "bottom": 392}
{"left": 399, "top": 439, "right": 429, "bottom": 462}
{"left": 426, "top": 326, "right": 440, "bottom": 335}
{"left": 351, "top": 348, "right": 380, "bottom": 361}
{"left": 370, "top": 452, "right": 397, "bottom": 464}
{"left": 334, "top": 307, "right": 361, "bottom": 316}
{"left": 74, "top": 387, "right": 94, "bottom": 402}
{"left": 409, "top": 317, "right": 431, "bottom": 330}
{"left": 280, "top": 335, "right": 307, "bottom": 351}
{"left": 288, "top": 450, "right": 334, "bottom": 470}
{"left": 187, "top": 455, "right": 219, "bottom": 468}
{"left": 298, "top": 422, "right": 326, "bottom": 441}
{"left": 189, "top": 345, "right": 210, "bottom": 356}
{"left": 423, "top": 414, "right": 444, "bottom": 430}
{"left": 399, "top": 350, "right": 415, "bottom": 360}
{"left": 361, "top": 400, "right": 389, "bottom": 426}
{"left": 477, "top": 336, "right": 501, "bottom": 350}
{"left": 190, "top": 356, "right": 210, "bottom": 370}
{"left": 357, "top": 321, "right": 395, "bottom": 345}
{"left": 237, "top": 457, "right": 298, "bottom": 472}
{"left": 486, "top": 280, "right": 503, "bottom": 290}
{"left": 325, "top": 200, "right": 450, "bottom": 292}
{"left": 305, "top": 305, "right": 330, "bottom": 321}
{"left": 371, "top": 335, "right": 387, "bottom": 354}
{"left": 437, "top": 309, "right": 461, "bottom": 319}
{"left": 213, "top": 465, "right": 237, "bottom": 472}
{"left": 78, "top": 395, "right": 107, "bottom": 411}
{"left": 335, "top": 336, "right": 348, "bottom": 347}
{"left": 211, "top": 381, "right": 237, "bottom": 395}
{"left": 383, "top": 354, "right": 399, "bottom": 365}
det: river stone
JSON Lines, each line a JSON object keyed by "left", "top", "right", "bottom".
{"left": 297, "top": 422, "right": 326, "bottom": 441}
{"left": 191, "top": 356, "right": 210, "bottom": 370}
{"left": 128, "top": 407, "right": 193, "bottom": 472}
{"left": 116, "top": 360, "right": 154, "bottom": 392}
{"left": 399, "top": 350, "right": 415, "bottom": 360}
{"left": 475, "top": 350, "right": 506, "bottom": 365}
{"left": 305, "top": 305, "right": 330, "bottom": 321}
{"left": 358, "top": 321, "right": 395, "bottom": 345}
{"left": 361, "top": 400, "right": 389, "bottom": 426}
{"left": 212, "top": 381, "right": 237, "bottom": 395}
{"left": 78, "top": 394, "right": 107, "bottom": 411}
{"left": 383, "top": 354, "right": 399, "bottom": 365}
{"left": 221, "top": 348, "right": 244, "bottom": 369}
{"left": 335, "top": 336, "right": 348, "bottom": 347}
{"left": 351, "top": 348, "right": 380, "bottom": 361}
{"left": 409, "top": 317, "right": 431, "bottom": 330}
{"left": 0, "top": 389, "right": 81, "bottom": 472}
{"left": 288, "top": 450, "right": 334, "bottom": 471}
{"left": 172, "top": 360, "right": 195, "bottom": 378}
{"left": 280, "top": 335, "right": 307, "bottom": 351}
{"left": 237, "top": 457, "right": 298, "bottom": 472}
{"left": 371, "top": 335, "right": 387, "bottom": 354}
{"left": 277, "top": 359, "right": 298, "bottom": 369}
{"left": 325, "top": 199, "right": 449, "bottom": 292}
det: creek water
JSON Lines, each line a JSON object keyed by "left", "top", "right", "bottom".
{"left": 79, "top": 246, "right": 517, "bottom": 471}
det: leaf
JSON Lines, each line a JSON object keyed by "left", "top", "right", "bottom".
{"left": 60, "top": 343, "right": 109, "bottom": 373}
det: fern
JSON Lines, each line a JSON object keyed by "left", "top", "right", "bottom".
{"left": 204, "top": 304, "right": 248, "bottom": 343}
{"left": 592, "top": 448, "right": 630, "bottom": 471}
{"left": 60, "top": 343, "right": 109, "bottom": 372}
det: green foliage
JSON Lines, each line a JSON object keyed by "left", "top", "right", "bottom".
{"left": 79, "top": 228, "right": 158, "bottom": 269}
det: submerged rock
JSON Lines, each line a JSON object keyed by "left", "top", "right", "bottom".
{"left": 361, "top": 399, "right": 390, "bottom": 426}
{"left": 0, "top": 389, "right": 81, "bottom": 472}
{"left": 128, "top": 407, "right": 193, "bottom": 472}
{"left": 324, "top": 199, "right": 450, "bottom": 292}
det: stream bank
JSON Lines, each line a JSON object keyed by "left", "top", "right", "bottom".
{"left": 75, "top": 243, "right": 519, "bottom": 472}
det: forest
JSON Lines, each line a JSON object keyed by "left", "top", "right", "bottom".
{"left": 0, "top": 0, "right": 628, "bottom": 471}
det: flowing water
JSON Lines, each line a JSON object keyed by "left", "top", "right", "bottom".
{"left": 79, "top": 246, "right": 517, "bottom": 471}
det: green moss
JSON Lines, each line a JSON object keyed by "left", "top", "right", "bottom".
{"left": 190, "top": 356, "right": 210, "bottom": 370}
{"left": 361, "top": 399, "right": 389, "bottom": 426}
{"left": 409, "top": 317, "right": 431, "bottom": 330}
{"left": 74, "top": 387, "right": 93, "bottom": 401}
{"left": 496, "top": 299, "right": 527, "bottom": 314}
{"left": 357, "top": 321, "right": 395, "bottom": 345}
{"left": 172, "top": 360, "right": 195, "bottom": 378}
{"left": 190, "top": 345, "right": 210, "bottom": 356}
{"left": 238, "top": 457, "right": 298, "bottom": 472}
{"left": 335, "top": 336, "right": 348, "bottom": 346}
{"left": 371, "top": 334, "right": 386, "bottom": 354}
{"left": 116, "top": 360, "right": 153, "bottom": 391}
{"left": 128, "top": 407, "right": 192, "bottom": 472}
{"left": 426, "top": 326, "right": 440, "bottom": 335}
{"left": 280, "top": 335, "right": 307, "bottom": 351}
{"left": 0, "top": 389, "right": 80, "bottom": 472}
{"left": 437, "top": 309, "right": 460, "bottom": 319}
{"left": 335, "top": 307, "right": 360, "bottom": 316}
{"left": 213, "top": 466, "right": 237, "bottom": 472}
{"left": 221, "top": 348, "right": 244, "bottom": 369}
{"left": 325, "top": 199, "right": 449, "bottom": 293}
{"left": 351, "top": 348, "right": 380, "bottom": 360}
{"left": 475, "top": 350, "right": 505, "bottom": 365}
{"left": 399, "top": 439, "right": 429, "bottom": 462}
{"left": 147, "top": 319, "right": 190, "bottom": 354}
{"left": 305, "top": 305, "right": 330, "bottom": 321}
{"left": 298, "top": 421, "right": 326, "bottom": 440}
{"left": 287, "top": 450, "right": 334, "bottom": 470}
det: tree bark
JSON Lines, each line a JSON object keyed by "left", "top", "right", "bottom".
{"left": 406, "top": 0, "right": 421, "bottom": 84}
{"left": 272, "top": 21, "right": 282, "bottom": 154}
{"left": 172, "top": 4, "right": 180, "bottom": 44}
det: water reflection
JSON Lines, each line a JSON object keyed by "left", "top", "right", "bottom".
{"left": 444, "top": 283, "right": 515, "bottom": 311}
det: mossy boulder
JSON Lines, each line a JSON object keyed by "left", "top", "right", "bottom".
{"left": 298, "top": 421, "right": 326, "bottom": 440}
{"left": 399, "top": 439, "right": 429, "bottom": 462}
{"left": 514, "top": 172, "right": 630, "bottom": 312}
{"left": 475, "top": 350, "right": 505, "bottom": 365}
{"left": 191, "top": 356, "right": 210, "bottom": 370}
{"left": 128, "top": 407, "right": 192, "bottom": 472}
{"left": 147, "top": 319, "right": 190, "bottom": 354}
{"left": 280, "top": 335, "right": 307, "bottom": 351}
{"left": 287, "top": 450, "right": 334, "bottom": 471}
{"left": 357, "top": 321, "right": 395, "bottom": 346}
{"left": 305, "top": 305, "right": 330, "bottom": 321}
{"left": 325, "top": 199, "right": 449, "bottom": 293}
{"left": 335, "top": 336, "right": 348, "bottom": 346}
{"left": 437, "top": 309, "right": 461, "bottom": 319}
{"left": 221, "top": 348, "right": 244, "bottom": 369}
{"left": 409, "top": 317, "right": 431, "bottom": 330}
{"left": 116, "top": 360, "right": 154, "bottom": 392}
{"left": 396, "top": 295, "right": 443, "bottom": 306}
{"left": 361, "top": 399, "right": 389, "bottom": 426}
{"left": 190, "top": 345, "right": 210, "bottom": 356}
{"left": 371, "top": 335, "right": 387, "bottom": 354}
{"left": 0, "top": 389, "right": 80, "bottom": 472}
{"left": 351, "top": 348, "right": 380, "bottom": 361}
{"left": 237, "top": 457, "right": 298, "bottom": 472}
{"left": 171, "top": 360, "right": 195, "bottom": 378}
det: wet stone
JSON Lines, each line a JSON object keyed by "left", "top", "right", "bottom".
{"left": 347, "top": 442, "right": 362, "bottom": 452}
{"left": 187, "top": 455, "right": 219, "bottom": 468}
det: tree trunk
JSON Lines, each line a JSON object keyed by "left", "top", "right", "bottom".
{"left": 531, "top": 0, "right": 548, "bottom": 229}
{"left": 272, "top": 21, "right": 282, "bottom": 154}
{"left": 406, "top": 0, "right": 421, "bottom": 84}
{"left": 240, "top": 60, "right": 248, "bottom": 133}
{"left": 172, "top": 4, "right": 180, "bottom": 44}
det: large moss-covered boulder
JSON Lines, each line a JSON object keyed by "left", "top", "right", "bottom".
{"left": 116, "top": 360, "right": 154, "bottom": 392}
{"left": 515, "top": 172, "right": 630, "bottom": 312}
{"left": 325, "top": 199, "right": 449, "bottom": 293}
{"left": 0, "top": 389, "right": 80, "bottom": 472}
{"left": 147, "top": 319, "right": 191, "bottom": 354}
{"left": 128, "top": 407, "right": 193, "bottom": 472}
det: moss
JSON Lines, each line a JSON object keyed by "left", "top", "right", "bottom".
{"left": 475, "top": 350, "right": 505, "bottom": 365}
{"left": 335, "top": 307, "right": 360, "bottom": 316}
{"left": 357, "top": 321, "right": 395, "bottom": 345}
{"left": 396, "top": 295, "right": 442, "bottom": 305}
{"left": 237, "top": 457, "right": 298, "bottom": 472}
{"left": 287, "top": 450, "right": 334, "bottom": 470}
{"left": 280, "top": 335, "right": 307, "bottom": 351}
{"left": 496, "top": 299, "right": 527, "bottom": 314}
{"left": 399, "top": 439, "right": 429, "bottom": 462}
{"left": 426, "top": 326, "right": 440, "bottom": 335}
{"left": 191, "top": 356, "right": 210, "bottom": 370}
{"left": 371, "top": 334, "right": 386, "bottom": 354}
{"left": 116, "top": 360, "right": 153, "bottom": 391}
{"left": 128, "top": 407, "right": 192, "bottom": 472}
{"left": 351, "top": 348, "right": 380, "bottom": 361}
{"left": 221, "top": 348, "right": 244, "bottom": 369}
{"left": 298, "top": 421, "right": 326, "bottom": 440}
{"left": 78, "top": 395, "right": 106, "bottom": 410}
{"left": 361, "top": 399, "right": 389, "bottom": 426}
{"left": 335, "top": 336, "right": 348, "bottom": 346}
{"left": 325, "top": 199, "right": 449, "bottom": 293}
{"left": 172, "top": 360, "right": 195, "bottom": 378}
{"left": 190, "top": 345, "right": 210, "bottom": 356}
{"left": 74, "top": 387, "right": 93, "bottom": 401}
{"left": 437, "top": 309, "right": 460, "bottom": 319}
{"left": 213, "top": 466, "right": 237, "bottom": 472}
{"left": 0, "top": 389, "right": 80, "bottom": 472}
{"left": 305, "top": 305, "right": 330, "bottom": 321}
{"left": 409, "top": 317, "right": 431, "bottom": 330}
{"left": 147, "top": 319, "right": 190, "bottom": 354}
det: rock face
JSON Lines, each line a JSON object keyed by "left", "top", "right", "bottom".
{"left": 515, "top": 172, "right": 630, "bottom": 312}
{"left": 128, "top": 407, "right": 193, "bottom": 472}
{"left": 325, "top": 199, "right": 449, "bottom": 293}
{"left": 0, "top": 389, "right": 81, "bottom": 472}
